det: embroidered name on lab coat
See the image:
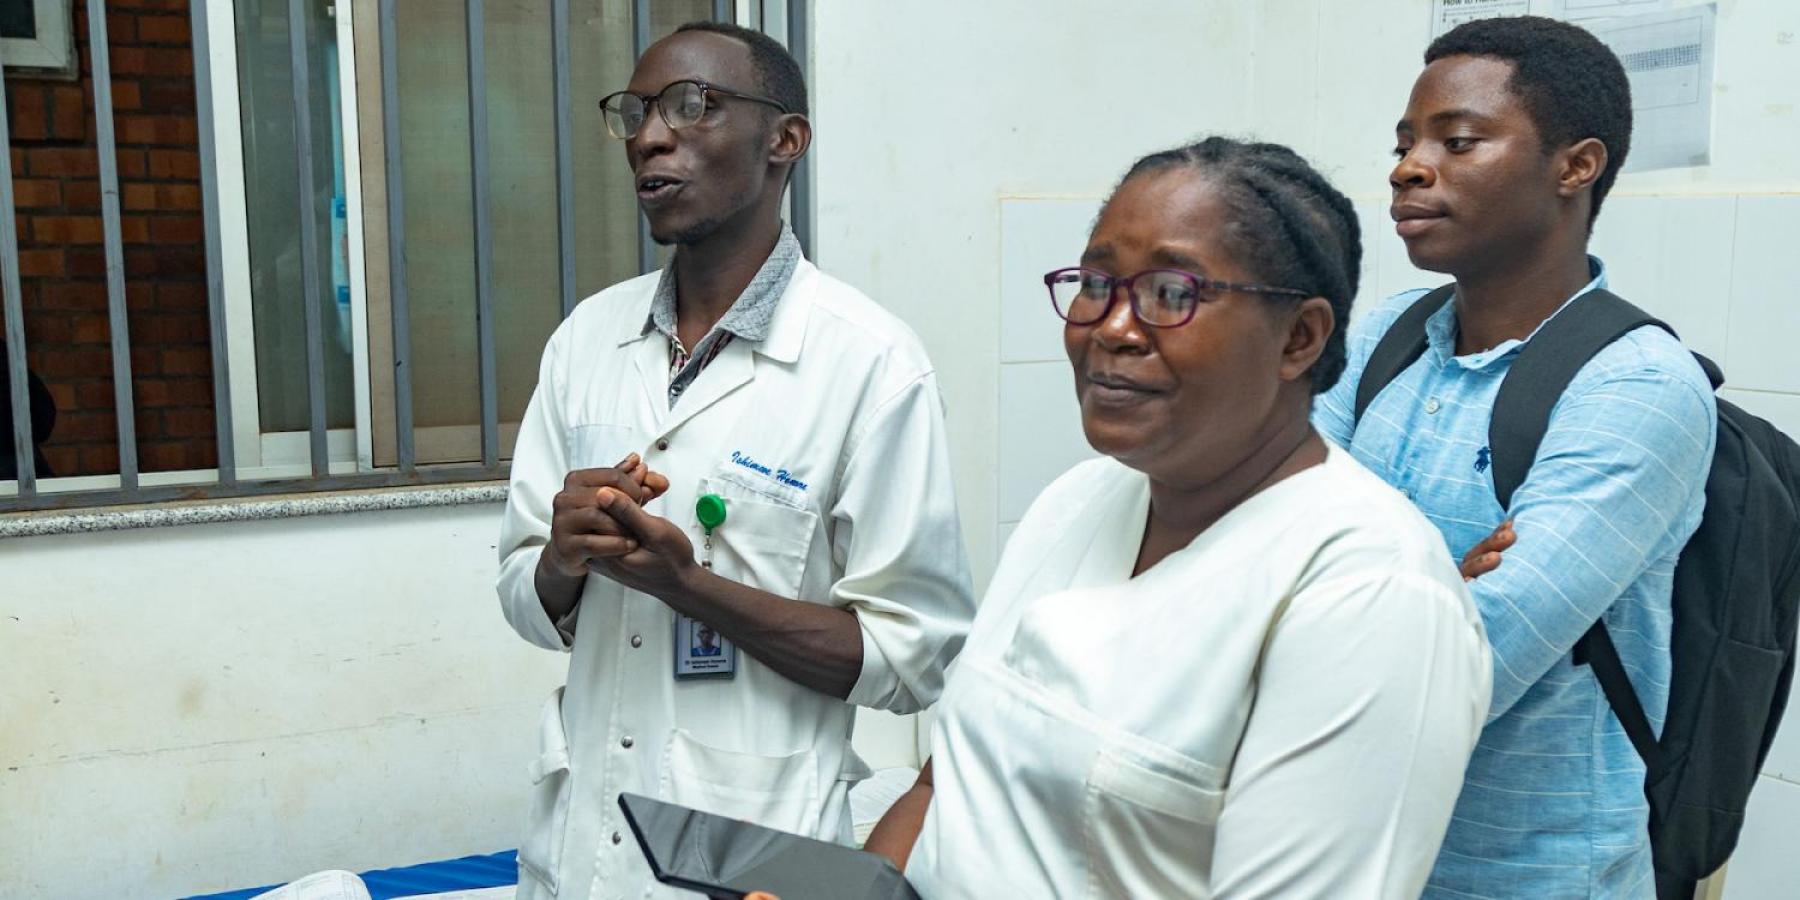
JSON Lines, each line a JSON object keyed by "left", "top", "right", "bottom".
{"left": 731, "top": 450, "right": 809, "bottom": 492}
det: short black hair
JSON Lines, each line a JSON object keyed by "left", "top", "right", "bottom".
{"left": 674, "top": 21, "right": 808, "bottom": 118}
{"left": 1426, "top": 15, "right": 1631, "bottom": 226}
{"left": 1105, "top": 137, "right": 1362, "bottom": 394}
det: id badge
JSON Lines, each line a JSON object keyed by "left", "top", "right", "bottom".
{"left": 673, "top": 613, "right": 736, "bottom": 680}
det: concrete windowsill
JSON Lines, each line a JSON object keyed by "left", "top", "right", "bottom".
{"left": 0, "top": 483, "right": 510, "bottom": 539}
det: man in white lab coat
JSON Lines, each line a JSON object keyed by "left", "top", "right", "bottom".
{"left": 496, "top": 21, "right": 974, "bottom": 900}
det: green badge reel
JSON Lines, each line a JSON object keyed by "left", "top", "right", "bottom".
{"left": 696, "top": 493, "right": 727, "bottom": 569}
{"left": 678, "top": 493, "right": 735, "bottom": 679}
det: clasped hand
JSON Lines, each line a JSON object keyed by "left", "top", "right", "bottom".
{"left": 542, "top": 453, "right": 701, "bottom": 600}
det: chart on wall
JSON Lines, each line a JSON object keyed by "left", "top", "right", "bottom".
{"left": 1427, "top": 0, "right": 1717, "bottom": 173}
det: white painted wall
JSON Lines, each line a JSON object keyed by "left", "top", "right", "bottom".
{"left": 0, "top": 503, "right": 565, "bottom": 899}
{"left": 811, "top": 0, "right": 1260, "bottom": 588}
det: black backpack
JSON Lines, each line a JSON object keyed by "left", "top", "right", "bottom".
{"left": 1353, "top": 285, "right": 1800, "bottom": 887}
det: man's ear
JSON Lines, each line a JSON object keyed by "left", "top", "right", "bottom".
{"left": 769, "top": 113, "right": 811, "bottom": 167}
{"left": 1555, "top": 137, "right": 1607, "bottom": 200}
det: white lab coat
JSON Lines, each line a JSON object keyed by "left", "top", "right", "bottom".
{"left": 909, "top": 447, "right": 1490, "bottom": 899}
{"left": 498, "top": 259, "right": 974, "bottom": 900}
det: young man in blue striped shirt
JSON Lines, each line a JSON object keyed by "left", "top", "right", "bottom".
{"left": 1314, "top": 17, "right": 1717, "bottom": 899}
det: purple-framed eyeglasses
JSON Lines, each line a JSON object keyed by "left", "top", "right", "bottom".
{"left": 1044, "top": 266, "right": 1311, "bottom": 328}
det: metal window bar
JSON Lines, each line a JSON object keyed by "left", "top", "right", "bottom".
{"left": 0, "top": 39, "right": 34, "bottom": 497}
{"left": 787, "top": 0, "right": 812, "bottom": 257}
{"left": 191, "top": 0, "right": 236, "bottom": 487}
{"left": 378, "top": 0, "right": 416, "bottom": 471}
{"left": 632, "top": 0, "right": 656, "bottom": 276}
{"left": 466, "top": 0, "right": 499, "bottom": 468}
{"left": 88, "top": 0, "right": 139, "bottom": 491}
{"left": 713, "top": 0, "right": 732, "bottom": 23}
{"left": 552, "top": 0, "right": 576, "bottom": 318}
{"left": 288, "top": 0, "right": 330, "bottom": 478}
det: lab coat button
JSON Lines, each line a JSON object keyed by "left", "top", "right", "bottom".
{"left": 656, "top": 438, "right": 670, "bottom": 451}
{"left": 621, "top": 735, "right": 634, "bottom": 749}
{"left": 612, "top": 831, "right": 623, "bottom": 845}
{"left": 630, "top": 634, "right": 643, "bottom": 648}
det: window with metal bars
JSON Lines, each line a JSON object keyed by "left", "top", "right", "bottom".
{"left": 2, "top": 0, "right": 812, "bottom": 514}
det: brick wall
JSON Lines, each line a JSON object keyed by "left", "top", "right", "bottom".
{"left": 5, "top": 0, "right": 214, "bottom": 478}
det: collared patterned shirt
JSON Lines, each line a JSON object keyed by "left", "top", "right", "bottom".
{"left": 643, "top": 223, "right": 801, "bottom": 408}
{"left": 1314, "top": 258, "right": 1716, "bottom": 899}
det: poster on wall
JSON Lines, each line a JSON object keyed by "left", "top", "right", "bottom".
{"left": 1427, "top": 0, "right": 1715, "bottom": 173}
{"left": 1429, "top": 0, "right": 1680, "bottom": 37}
{"left": 1543, "top": 0, "right": 1672, "bottom": 21}
{"left": 1587, "top": 4, "right": 1717, "bottom": 172}
{"left": 0, "top": 0, "right": 75, "bottom": 79}
{"left": 1430, "top": 0, "right": 1533, "bottom": 39}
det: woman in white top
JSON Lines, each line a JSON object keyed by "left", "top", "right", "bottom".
{"left": 864, "top": 138, "right": 1492, "bottom": 899}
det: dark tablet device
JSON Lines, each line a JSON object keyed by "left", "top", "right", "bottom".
{"left": 617, "top": 792, "right": 920, "bottom": 900}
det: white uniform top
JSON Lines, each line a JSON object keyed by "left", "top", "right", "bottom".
{"left": 909, "top": 445, "right": 1491, "bottom": 899}
{"left": 498, "top": 259, "right": 975, "bottom": 900}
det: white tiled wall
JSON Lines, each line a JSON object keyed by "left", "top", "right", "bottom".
{"left": 999, "top": 199, "right": 1101, "bottom": 365}
{"left": 995, "top": 199, "right": 1104, "bottom": 555}
{"left": 1587, "top": 196, "right": 1739, "bottom": 364}
{"left": 996, "top": 361, "right": 1092, "bottom": 525}
{"left": 1722, "top": 197, "right": 1800, "bottom": 396}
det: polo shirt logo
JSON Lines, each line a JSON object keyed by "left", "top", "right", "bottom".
{"left": 1475, "top": 446, "right": 1492, "bottom": 473}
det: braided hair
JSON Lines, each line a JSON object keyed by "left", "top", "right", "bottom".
{"left": 1103, "top": 137, "right": 1362, "bottom": 394}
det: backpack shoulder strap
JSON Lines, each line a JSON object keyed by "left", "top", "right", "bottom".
{"left": 1579, "top": 619, "right": 1664, "bottom": 768}
{"left": 1353, "top": 285, "right": 1456, "bottom": 425}
{"left": 1488, "top": 288, "right": 1668, "bottom": 510}
{"left": 1491, "top": 287, "right": 1676, "bottom": 770}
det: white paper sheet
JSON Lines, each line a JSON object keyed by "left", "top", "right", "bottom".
{"left": 1431, "top": 0, "right": 1534, "bottom": 39}
{"left": 1545, "top": 0, "right": 1672, "bottom": 22}
{"left": 408, "top": 888, "right": 515, "bottom": 900}
{"left": 1426, "top": 0, "right": 1715, "bottom": 173}
{"left": 249, "top": 871, "right": 371, "bottom": 900}
{"left": 1586, "top": 4, "right": 1717, "bottom": 171}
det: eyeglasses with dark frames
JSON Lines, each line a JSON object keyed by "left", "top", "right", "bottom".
{"left": 598, "top": 79, "right": 788, "bottom": 140}
{"left": 1043, "top": 266, "right": 1312, "bottom": 328}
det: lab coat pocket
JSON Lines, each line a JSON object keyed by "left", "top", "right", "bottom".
{"left": 1083, "top": 738, "right": 1224, "bottom": 899}
{"left": 518, "top": 687, "right": 573, "bottom": 894}
{"left": 698, "top": 474, "right": 817, "bottom": 600}
{"left": 568, "top": 423, "right": 640, "bottom": 470}
{"left": 661, "top": 728, "right": 823, "bottom": 836}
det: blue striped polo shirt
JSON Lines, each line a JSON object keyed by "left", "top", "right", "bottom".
{"left": 1313, "top": 258, "right": 1716, "bottom": 898}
